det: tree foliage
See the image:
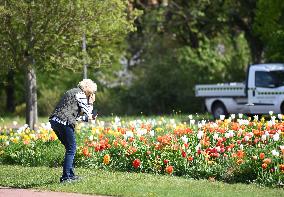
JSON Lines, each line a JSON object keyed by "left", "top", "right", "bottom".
{"left": 116, "top": 0, "right": 249, "bottom": 115}
{"left": 0, "top": 0, "right": 137, "bottom": 71}
{"left": 0, "top": 0, "right": 283, "bottom": 117}
{"left": 254, "top": 0, "right": 284, "bottom": 62}
{"left": 0, "top": 0, "right": 138, "bottom": 126}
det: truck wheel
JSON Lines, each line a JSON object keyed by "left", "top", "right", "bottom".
{"left": 281, "top": 102, "right": 284, "bottom": 114}
{"left": 212, "top": 102, "right": 228, "bottom": 119}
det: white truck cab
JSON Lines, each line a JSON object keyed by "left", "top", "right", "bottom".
{"left": 195, "top": 63, "right": 284, "bottom": 119}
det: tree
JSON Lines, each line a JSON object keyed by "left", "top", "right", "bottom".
{"left": 254, "top": 0, "right": 284, "bottom": 62}
{"left": 162, "top": 0, "right": 263, "bottom": 63}
{"left": 120, "top": 0, "right": 250, "bottom": 114}
{"left": 0, "top": 0, "right": 137, "bottom": 129}
{"left": 220, "top": 0, "right": 263, "bottom": 63}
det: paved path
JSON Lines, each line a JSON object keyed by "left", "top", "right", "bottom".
{"left": 0, "top": 187, "right": 110, "bottom": 197}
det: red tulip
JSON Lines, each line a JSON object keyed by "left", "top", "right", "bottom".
{"left": 181, "top": 150, "right": 186, "bottom": 158}
{"left": 164, "top": 159, "right": 169, "bottom": 165}
{"left": 132, "top": 159, "right": 141, "bottom": 169}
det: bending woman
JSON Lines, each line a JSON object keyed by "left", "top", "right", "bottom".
{"left": 49, "top": 79, "right": 97, "bottom": 183}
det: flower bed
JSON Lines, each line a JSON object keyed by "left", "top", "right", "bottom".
{"left": 0, "top": 115, "right": 283, "bottom": 186}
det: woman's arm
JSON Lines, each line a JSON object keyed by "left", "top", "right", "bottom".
{"left": 75, "top": 92, "right": 93, "bottom": 120}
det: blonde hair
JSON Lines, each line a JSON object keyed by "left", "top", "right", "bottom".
{"left": 78, "top": 79, "right": 97, "bottom": 94}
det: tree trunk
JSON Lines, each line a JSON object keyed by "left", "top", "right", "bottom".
{"left": 25, "top": 66, "right": 38, "bottom": 130}
{"left": 25, "top": 2, "right": 38, "bottom": 130}
{"left": 230, "top": 10, "right": 264, "bottom": 64}
{"left": 249, "top": 37, "right": 263, "bottom": 64}
{"left": 5, "top": 68, "right": 15, "bottom": 113}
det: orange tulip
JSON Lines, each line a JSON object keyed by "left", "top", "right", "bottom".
{"left": 82, "top": 147, "right": 90, "bottom": 157}
{"left": 187, "top": 156, "right": 194, "bottom": 162}
{"left": 262, "top": 163, "right": 267, "bottom": 169}
{"left": 279, "top": 164, "right": 284, "bottom": 171}
{"left": 237, "top": 150, "right": 245, "bottom": 159}
{"left": 259, "top": 153, "right": 265, "bottom": 160}
{"left": 165, "top": 166, "right": 174, "bottom": 174}
{"left": 236, "top": 159, "right": 243, "bottom": 165}
{"left": 263, "top": 158, "right": 271, "bottom": 165}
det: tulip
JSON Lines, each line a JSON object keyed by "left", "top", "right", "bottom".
{"left": 165, "top": 166, "right": 174, "bottom": 174}
{"left": 132, "top": 159, "right": 141, "bottom": 169}
{"left": 271, "top": 150, "right": 279, "bottom": 157}
{"left": 259, "top": 153, "right": 265, "bottom": 160}
{"left": 103, "top": 154, "right": 110, "bottom": 165}
{"left": 263, "top": 158, "right": 271, "bottom": 165}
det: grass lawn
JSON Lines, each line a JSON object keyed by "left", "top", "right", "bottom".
{"left": 0, "top": 165, "right": 283, "bottom": 197}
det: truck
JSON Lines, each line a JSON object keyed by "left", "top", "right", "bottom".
{"left": 195, "top": 63, "right": 284, "bottom": 119}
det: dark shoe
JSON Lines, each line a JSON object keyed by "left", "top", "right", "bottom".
{"left": 60, "top": 175, "right": 81, "bottom": 183}
{"left": 60, "top": 177, "right": 72, "bottom": 183}
{"left": 70, "top": 175, "right": 81, "bottom": 181}
{"left": 60, "top": 177, "right": 76, "bottom": 183}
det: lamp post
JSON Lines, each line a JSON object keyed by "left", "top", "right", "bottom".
{"left": 82, "top": 33, "right": 87, "bottom": 79}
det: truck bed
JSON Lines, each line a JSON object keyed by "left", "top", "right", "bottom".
{"left": 195, "top": 82, "right": 246, "bottom": 97}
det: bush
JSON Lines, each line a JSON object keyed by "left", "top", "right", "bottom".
{"left": 38, "top": 88, "right": 61, "bottom": 116}
{"left": 14, "top": 103, "right": 26, "bottom": 117}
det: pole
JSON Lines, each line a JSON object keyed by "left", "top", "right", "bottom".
{"left": 82, "top": 33, "right": 87, "bottom": 79}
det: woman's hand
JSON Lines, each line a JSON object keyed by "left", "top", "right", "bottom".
{"left": 89, "top": 93, "right": 96, "bottom": 104}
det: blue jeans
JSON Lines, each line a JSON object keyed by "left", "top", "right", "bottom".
{"left": 50, "top": 120, "right": 76, "bottom": 179}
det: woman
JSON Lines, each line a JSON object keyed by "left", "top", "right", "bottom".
{"left": 49, "top": 79, "right": 97, "bottom": 183}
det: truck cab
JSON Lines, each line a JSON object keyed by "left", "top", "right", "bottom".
{"left": 195, "top": 63, "right": 284, "bottom": 119}
{"left": 247, "top": 64, "right": 284, "bottom": 114}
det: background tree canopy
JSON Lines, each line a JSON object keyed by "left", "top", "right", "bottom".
{"left": 0, "top": 0, "right": 283, "bottom": 118}
{"left": 0, "top": 0, "right": 138, "bottom": 127}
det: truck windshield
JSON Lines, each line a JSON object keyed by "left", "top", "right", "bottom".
{"left": 271, "top": 71, "right": 284, "bottom": 87}
{"left": 255, "top": 71, "right": 284, "bottom": 88}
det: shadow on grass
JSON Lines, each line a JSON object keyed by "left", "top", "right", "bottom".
{"left": 0, "top": 179, "right": 58, "bottom": 189}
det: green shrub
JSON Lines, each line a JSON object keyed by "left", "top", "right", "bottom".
{"left": 38, "top": 88, "right": 61, "bottom": 116}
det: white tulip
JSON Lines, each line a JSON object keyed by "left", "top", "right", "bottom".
{"left": 220, "top": 115, "right": 225, "bottom": 120}
{"left": 225, "top": 133, "right": 230, "bottom": 138}
{"left": 190, "top": 119, "right": 196, "bottom": 125}
{"left": 244, "top": 136, "right": 250, "bottom": 141}
{"left": 89, "top": 135, "right": 94, "bottom": 141}
{"left": 125, "top": 131, "right": 134, "bottom": 138}
{"left": 181, "top": 135, "right": 188, "bottom": 144}
{"left": 273, "top": 133, "right": 280, "bottom": 141}
{"left": 271, "top": 150, "right": 279, "bottom": 157}
{"left": 197, "top": 131, "right": 203, "bottom": 139}
{"left": 213, "top": 133, "right": 219, "bottom": 140}
{"left": 195, "top": 143, "right": 201, "bottom": 151}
